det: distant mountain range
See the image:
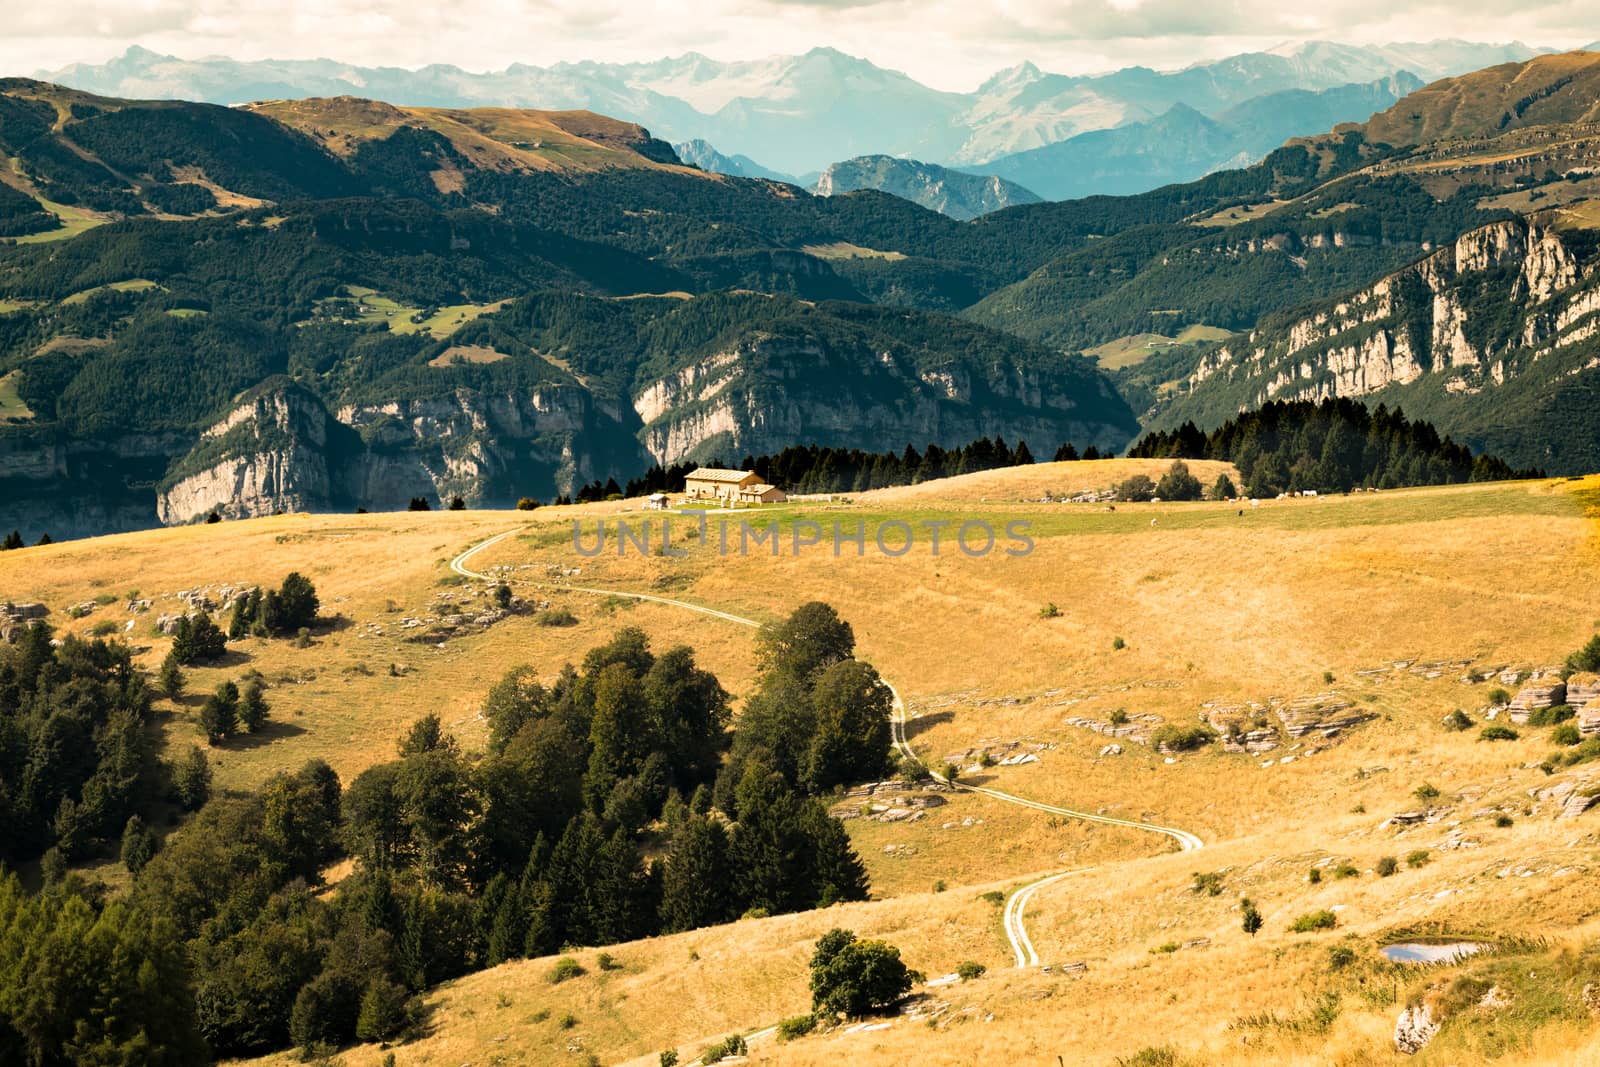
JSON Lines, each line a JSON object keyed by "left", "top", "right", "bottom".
{"left": 39, "top": 40, "right": 1548, "bottom": 176}
{"left": 673, "top": 139, "right": 799, "bottom": 183}
{"left": 980, "top": 73, "right": 1425, "bottom": 201}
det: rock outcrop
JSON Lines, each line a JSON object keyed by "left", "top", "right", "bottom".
{"left": 1163, "top": 217, "right": 1600, "bottom": 473}
{"left": 1394, "top": 1002, "right": 1440, "bottom": 1055}
{"left": 1507, "top": 677, "right": 1568, "bottom": 724}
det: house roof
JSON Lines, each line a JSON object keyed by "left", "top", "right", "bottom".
{"left": 685, "top": 467, "right": 757, "bottom": 483}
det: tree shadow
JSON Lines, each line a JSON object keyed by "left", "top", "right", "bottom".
{"left": 224, "top": 719, "right": 309, "bottom": 750}
{"left": 202, "top": 648, "right": 254, "bottom": 668}
{"left": 901, "top": 710, "right": 954, "bottom": 742}
{"left": 312, "top": 613, "right": 353, "bottom": 635}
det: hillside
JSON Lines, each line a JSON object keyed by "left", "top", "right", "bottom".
{"left": 812, "top": 156, "right": 1040, "bottom": 220}
{"left": 2, "top": 465, "right": 1598, "bottom": 1065}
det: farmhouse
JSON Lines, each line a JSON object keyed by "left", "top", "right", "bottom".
{"left": 682, "top": 467, "right": 787, "bottom": 505}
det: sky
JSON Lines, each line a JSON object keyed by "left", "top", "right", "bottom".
{"left": 6, "top": 0, "right": 1598, "bottom": 91}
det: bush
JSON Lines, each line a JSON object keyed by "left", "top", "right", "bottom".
{"left": 1240, "top": 897, "right": 1262, "bottom": 936}
{"left": 1112, "top": 635, "right": 1126, "bottom": 650}
{"left": 701, "top": 1034, "right": 747, "bottom": 1063}
{"left": 955, "top": 960, "right": 986, "bottom": 981}
{"left": 1289, "top": 910, "right": 1338, "bottom": 933}
{"left": 1307, "top": 867, "right": 1322, "bottom": 884}
{"left": 516, "top": 497, "right": 541, "bottom": 510}
{"left": 1108, "top": 708, "right": 1130, "bottom": 726}
{"left": 597, "top": 952, "right": 621, "bottom": 971}
{"left": 1191, "top": 871, "right": 1224, "bottom": 896}
{"left": 1443, "top": 709, "right": 1473, "bottom": 731}
{"left": 1567, "top": 635, "right": 1600, "bottom": 675}
{"left": 1210, "top": 473, "right": 1237, "bottom": 500}
{"left": 1414, "top": 782, "right": 1440, "bottom": 801}
{"left": 942, "top": 762, "right": 960, "bottom": 784}
{"left": 898, "top": 755, "right": 929, "bottom": 781}
{"left": 809, "top": 929, "right": 917, "bottom": 1017}
{"left": 659, "top": 1052, "right": 679, "bottom": 1067}
{"left": 1487, "top": 687, "right": 1512, "bottom": 706}
{"left": 1406, "top": 849, "right": 1431, "bottom": 868}
{"left": 1038, "top": 603, "right": 1060, "bottom": 619}
{"left": 1552, "top": 723, "right": 1582, "bottom": 746}
{"left": 1527, "top": 703, "right": 1574, "bottom": 727}
{"left": 549, "top": 957, "right": 585, "bottom": 984}
{"left": 1328, "top": 945, "right": 1357, "bottom": 970}
{"left": 1375, "top": 855, "right": 1399, "bottom": 877}
{"left": 1479, "top": 724, "right": 1520, "bottom": 741}
{"left": 1151, "top": 723, "right": 1217, "bottom": 752}
{"left": 1332, "top": 863, "right": 1358, "bottom": 879}
{"left": 536, "top": 607, "right": 579, "bottom": 627}
{"left": 1494, "top": 812, "right": 1514, "bottom": 827}
{"left": 776, "top": 1013, "right": 818, "bottom": 1041}
{"left": 1117, "top": 474, "right": 1156, "bottom": 502}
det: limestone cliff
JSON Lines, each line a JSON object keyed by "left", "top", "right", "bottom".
{"left": 632, "top": 333, "right": 1133, "bottom": 464}
{"left": 1161, "top": 217, "right": 1600, "bottom": 471}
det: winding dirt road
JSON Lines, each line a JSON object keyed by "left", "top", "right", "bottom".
{"left": 450, "top": 526, "right": 1202, "bottom": 974}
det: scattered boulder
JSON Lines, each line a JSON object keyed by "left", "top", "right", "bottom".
{"left": 1, "top": 601, "right": 49, "bottom": 643}
{"left": 1507, "top": 676, "right": 1567, "bottom": 724}
{"left": 1394, "top": 1003, "right": 1440, "bottom": 1055}
{"left": 1568, "top": 672, "right": 1600, "bottom": 714}
{"left": 1099, "top": 743, "right": 1123, "bottom": 757}
{"left": 1562, "top": 788, "right": 1600, "bottom": 819}
{"left": 1274, "top": 693, "right": 1374, "bottom": 739}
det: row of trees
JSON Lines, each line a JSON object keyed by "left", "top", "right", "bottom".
{"left": 623, "top": 436, "right": 1042, "bottom": 498}
{"left": 0, "top": 603, "right": 891, "bottom": 1062}
{"left": 1129, "top": 399, "right": 1543, "bottom": 496}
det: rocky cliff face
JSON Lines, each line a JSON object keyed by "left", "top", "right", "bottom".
{"left": 812, "top": 155, "right": 1041, "bottom": 221}
{"left": 1164, "top": 217, "right": 1600, "bottom": 471}
{"left": 632, "top": 334, "right": 1132, "bottom": 463}
{"left": 156, "top": 383, "right": 649, "bottom": 524}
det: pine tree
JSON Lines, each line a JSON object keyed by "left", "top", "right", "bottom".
{"left": 1241, "top": 897, "right": 1263, "bottom": 936}
{"left": 1, "top": 530, "right": 21, "bottom": 550}
{"left": 158, "top": 651, "right": 185, "bottom": 699}
{"left": 173, "top": 745, "right": 211, "bottom": 810}
{"left": 659, "top": 815, "right": 734, "bottom": 932}
{"left": 199, "top": 681, "right": 240, "bottom": 743}
{"left": 239, "top": 680, "right": 269, "bottom": 732}
{"left": 120, "top": 815, "right": 157, "bottom": 874}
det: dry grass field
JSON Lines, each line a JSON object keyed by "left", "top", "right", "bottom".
{"left": 5, "top": 460, "right": 1600, "bottom": 1066}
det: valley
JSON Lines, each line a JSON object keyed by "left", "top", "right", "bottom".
{"left": 4, "top": 463, "right": 1599, "bottom": 1064}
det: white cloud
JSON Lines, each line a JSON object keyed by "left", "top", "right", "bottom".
{"left": 3, "top": 0, "right": 1595, "bottom": 90}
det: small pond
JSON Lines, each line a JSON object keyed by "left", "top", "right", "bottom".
{"left": 1380, "top": 941, "right": 1488, "bottom": 964}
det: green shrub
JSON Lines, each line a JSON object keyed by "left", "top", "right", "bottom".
{"left": 1155, "top": 941, "right": 1180, "bottom": 953}
{"left": 979, "top": 890, "right": 1005, "bottom": 906}
{"left": 1108, "top": 708, "right": 1130, "bottom": 726}
{"left": 1289, "top": 910, "right": 1338, "bottom": 933}
{"left": 1375, "top": 855, "right": 1399, "bottom": 877}
{"left": 1488, "top": 686, "right": 1512, "bottom": 706}
{"left": 1479, "top": 724, "right": 1520, "bottom": 741}
{"left": 549, "top": 957, "right": 585, "bottom": 984}
{"left": 597, "top": 952, "right": 621, "bottom": 971}
{"left": 90, "top": 620, "right": 119, "bottom": 637}
{"left": 1332, "top": 863, "right": 1358, "bottom": 879}
{"left": 658, "top": 1051, "right": 679, "bottom": 1067}
{"left": 1038, "top": 603, "right": 1060, "bottom": 619}
{"left": 898, "top": 755, "right": 929, "bottom": 781}
{"left": 1307, "top": 867, "right": 1322, "bottom": 884}
{"left": 536, "top": 607, "right": 579, "bottom": 627}
{"left": 1151, "top": 723, "right": 1217, "bottom": 752}
{"left": 1527, "top": 704, "right": 1574, "bottom": 727}
{"left": 701, "top": 1033, "right": 747, "bottom": 1063}
{"left": 1112, "top": 636, "right": 1127, "bottom": 650}
{"left": 1567, "top": 635, "right": 1600, "bottom": 675}
{"left": 1328, "top": 945, "right": 1357, "bottom": 970}
{"left": 1494, "top": 812, "right": 1514, "bottom": 827}
{"left": 1191, "top": 871, "right": 1225, "bottom": 896}
{"left": 1443, "top": 709, "right": 1473, "bottom": 731}
{"left": 776, "top": 1014, "right": 817, "bottom": 1041}
{"left": 956, "top": 960, "right": 986, "bottom": 981}
{"left": 1414, "top": 782, "right": 1441, "bottom": 801}
{"left": 1552, "top": 723, "right": 1582, "bottom": 746}
{"left": 1406, "top": 849, "right": 1431, "bottom": 868}
{"left": 558, "top": 1013, "right": 577, "bottom": 1029}
{"left": 1322, "top": 670, "right": 1335, "bottom": 684}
